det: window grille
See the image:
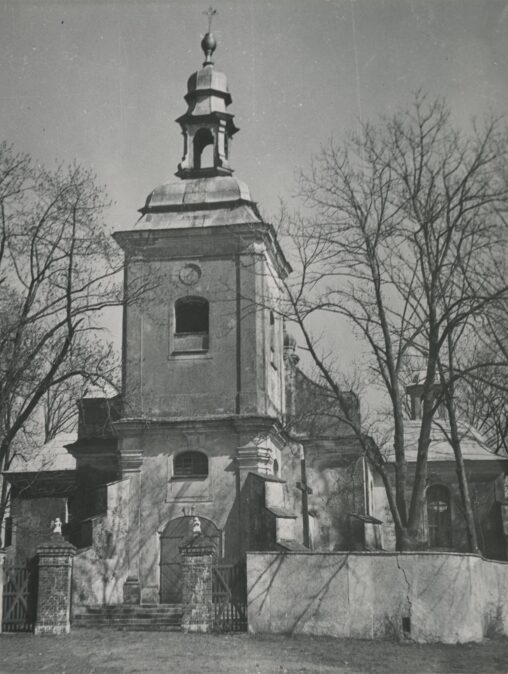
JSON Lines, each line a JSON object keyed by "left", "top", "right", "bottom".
{"left": 427, "top": 484, "right": 452, "bottom": 548}
{"left": 174, "top": 451, "right": 208, "bottom": 479}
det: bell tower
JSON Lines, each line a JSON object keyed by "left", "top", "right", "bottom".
{"left": 113, "top": 30, "right": 291, "bottom": 428}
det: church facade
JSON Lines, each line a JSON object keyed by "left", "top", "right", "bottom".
{"left": 3, "top": 31, "right": 508, "bottom": 609}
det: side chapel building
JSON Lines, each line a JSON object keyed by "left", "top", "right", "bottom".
{"left": 3, "top": 31, "right": 508, "bottom": 606}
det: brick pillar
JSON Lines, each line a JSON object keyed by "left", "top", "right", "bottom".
{"left": 179, "top": 533, "right": 216, "bottom": 633}
{"left": 0, "top": 549, "right": 5, "bottom": 633}
{"left": 35, "top": 533, "right": 76, "bottom": 635}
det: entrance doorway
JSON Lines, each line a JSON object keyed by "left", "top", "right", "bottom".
{"left": 159, "top": 516, "right": 221, "bottom": 603}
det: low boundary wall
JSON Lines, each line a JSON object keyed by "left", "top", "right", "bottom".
{"left": 247, "top": 551, "right": 508, "bottom": 643}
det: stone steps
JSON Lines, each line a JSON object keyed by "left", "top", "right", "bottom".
{"left": 73, "top": 604, "right": 183, "bottom": 631}
{"left": 74, "top": 622, "right": 181, "bottom": 632}
{"left": 83, "top": 607, "right": 182, "bottom": 616}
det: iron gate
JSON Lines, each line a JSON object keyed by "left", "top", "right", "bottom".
{"left": 212, "top": 557, "right": 247, "bottom": 632}
{"left": 2, "top": 559, "right": 38, "bottom": 632}
{"left": 160, "top": 516, "right": 221, "bottom": 604}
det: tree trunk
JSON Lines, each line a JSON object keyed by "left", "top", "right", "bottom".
{"left": 396, "top": 527, "right": 420, "bottom": 551}
{"left": 446, "top": 396, "right": 480, "bottom": 553}
{"left": 441, "top": 336, "right": 480, "bottom": 554}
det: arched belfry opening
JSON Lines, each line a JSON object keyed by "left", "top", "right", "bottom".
{"left": 193, "top": 128, "right": 215, "bottom": 169}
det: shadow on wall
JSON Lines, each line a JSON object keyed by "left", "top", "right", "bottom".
{"left": 71, "top": 479, "right": 130, "bottom": 609}
{"left": 246, "top": 551, "right": 508, "bottom": 644}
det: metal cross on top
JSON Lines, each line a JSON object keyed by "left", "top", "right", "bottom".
{"left": 203, "top": 6, "right": 217, "bottom": 32}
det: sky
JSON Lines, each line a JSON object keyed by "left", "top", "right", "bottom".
{"left": 1, "top": 0, "right": 507, "bottom": 394}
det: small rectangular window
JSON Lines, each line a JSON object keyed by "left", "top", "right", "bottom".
{"left": 173, "top": 451, "right": 208, "bottom": 479}
{"left": 174, "top": 296, "right": 209, "bottom": 353}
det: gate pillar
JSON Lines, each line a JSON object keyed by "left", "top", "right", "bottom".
{"left": 0, "top": 549, "right": 5, "bottom": 633}
{"left": 34, "top": 533, "right": 76, "bottom": 635}
{"left": 179, "top": 527, "right": 216, "bottom": 633}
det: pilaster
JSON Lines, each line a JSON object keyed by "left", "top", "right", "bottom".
{"left": 115, "top": 424, "right": 144, "bottom": 603}
{"left": 123, "top": 465, "right": 142, "bottom": 603}
{"left": 234, "top": 417, "right": 284, "bottom": 481}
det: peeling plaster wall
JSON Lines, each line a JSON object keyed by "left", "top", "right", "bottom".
{"left": 247, "top": 551, "right": 508, "bottom": 643}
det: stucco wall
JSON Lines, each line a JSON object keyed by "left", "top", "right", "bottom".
{"left": 283, "top": 441, "right": 364, "bottom": 551}
{"left": 71, "top": 479, "right": 129, "bottom": 609}
{"left": 123, "top": 240, "right": 286, "bottom": 420}
{"left": 247, "top": 551, "right": 508, "bottom": 643}
{"left": 124, "top": 257, "right": 239, "bottom": 417}
{"left": 116, "top": 421, "right": 284, "bottom": 602}
{"left": 137, "top": 427, "right": 240, "bottom": 601}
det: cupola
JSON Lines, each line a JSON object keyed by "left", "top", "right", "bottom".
{"left": 176, "top": 32, "right": 239, "bottom": 178}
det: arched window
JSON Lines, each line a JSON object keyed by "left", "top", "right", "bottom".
{"left": 174, "top": 451, "right": 208, "bottom": 480}
{"left": 193, "top": 128, "right": 214, "bottom": 169}
{"left": 273, "top": 459, "right": 279, "bottom": 477}
{"left": 427, "top": 484, "right": 452, "bottom": 548}
{"left": 174, "top": 296, "right": 209, "bottom": 352}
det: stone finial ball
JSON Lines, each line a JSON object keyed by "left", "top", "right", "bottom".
{"left": 201, "top": 32, "right": 217, "bottom": 58}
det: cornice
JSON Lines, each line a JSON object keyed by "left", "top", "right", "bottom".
{"left": 112, "top": 221, "right": 291, "bottom": 279}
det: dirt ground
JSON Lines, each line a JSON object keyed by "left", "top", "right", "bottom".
{"left": 0, "top": 629, "right": 507, "bottom": 674}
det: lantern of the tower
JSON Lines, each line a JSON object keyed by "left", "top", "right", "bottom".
{"left": 176, "top": 32, "right": 239, "bottom": 178}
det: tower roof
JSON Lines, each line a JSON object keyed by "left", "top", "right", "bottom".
{"left": 121, "top": 27, "right": 269, "bottom": 231}
{"left": 132, "top": 28, "right": 259, "bottom": 228}
{"left": 184, "top": 33, "right": 232, "bottom": 109}
{"left": 137, "top": 175, "right": 262, "bottom": 229}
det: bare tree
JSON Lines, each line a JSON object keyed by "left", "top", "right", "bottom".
{"left": 275, "top": 94, "right": 508, "bottom": 550}
{"left": 0, "top": 141, "right": 139, "bottom": 527}
{"left": 458, "top": 295, "right": 508, "bottom": 456}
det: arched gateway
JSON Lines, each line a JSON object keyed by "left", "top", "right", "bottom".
{"left": 159, "top": 516, "right": 221, "bottom": 603}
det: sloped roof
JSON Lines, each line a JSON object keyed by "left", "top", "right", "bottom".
{"left": 384, "top": 419, "right": 506, "bottom": 463}
{"left": 130, "top": 176, "right": 262, "bottom": 231}
{"left": 5, "top": 432, "right": 77, "bottom": 474}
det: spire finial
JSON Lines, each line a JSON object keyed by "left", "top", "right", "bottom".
{"left": 203, "top": 6, "right": 217, "bottom": 33}
{"left": 201, "top": 7, "right": 218, "bottom": 66}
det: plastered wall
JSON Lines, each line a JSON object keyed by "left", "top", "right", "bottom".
{"left": 72, "top": 479, "right": 129, "bottom": 609}
{"left": 247, "top": 551, "right": 508, "bottom": 643}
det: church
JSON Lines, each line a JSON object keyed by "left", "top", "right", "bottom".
{"left": 3, "top": 29, "right": 508, "bottom": 610}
